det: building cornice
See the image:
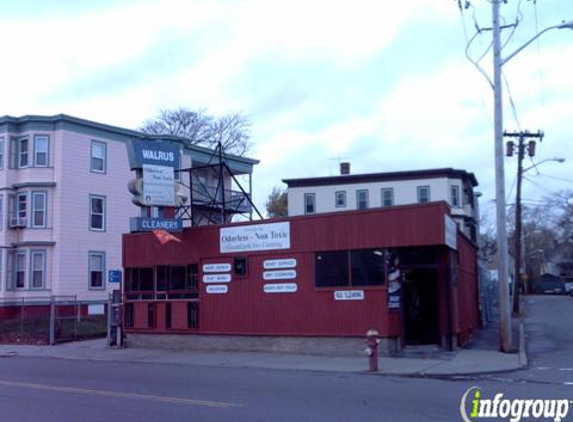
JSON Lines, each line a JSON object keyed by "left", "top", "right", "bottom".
{"left": 283, "top": 168, "right": 479, "bottom": 188}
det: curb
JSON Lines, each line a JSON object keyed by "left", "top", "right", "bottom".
{"left": 518, "top": 322, "right": 527, "bottom": 368}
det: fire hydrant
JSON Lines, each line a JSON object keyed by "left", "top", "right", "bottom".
{"left": 364, "top": 328, "right": 381, "bottom": 372}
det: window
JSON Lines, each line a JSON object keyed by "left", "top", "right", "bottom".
{"left": 10, "top": 193, "right": 28, "bottom": 227}
{"left": 304, "top": 193, "right": 315, "bottom": 214}
{"left": 351, "top": 249, "right": 386, "bottom": 286}
{"left": 89, "top": 252, "right": 105, "bottom": 289}
{"left": 147, "top": 302, "right": 155, "bottom": 328}
{"left": 125, "top": 267, "right": 153, "bottom": 292}
{"left": 0, "top": 196, "right": 3, "bottom": 230}
{"left": 166, "top": 302, "right": 172, "bottom": 329}
{"left": 89, "top": 195, "right": 105, "bottom": 231}
{"left": 357, "top": 190, "right": 369, "bottom": 210}
{"left": 30, "top": 250, "right": 46, "bottom": 289}
{"left": 335, "top": 191, "right": 346, "bottom": 208}
{"left": 315, "top": 251, "right": 349, "bottom": 287}
{"left": 91, "top": 141, "right": 106, "bottom": 173}
{"left": 16, "top": 252, "right": 26, "bottom": 289}
{"left": 33, "top": 135, "right": 49, "bottom": 167}
{"left": 417, "top": 186, "right": 431, "bottom": 203}
{"left": 31, "top": 192, "right": 47, "bottom": 228}
{"left": 170, "top": 265, "right": 187, "bottom": 291}
{"left": 187, "top": 302, "right": 199, "bottom": 329}
{"left": 381, "top": 188, "right": 394, "bottom": 207}
{"left": 0, "top": 137, "right": 4, "bottom": 169}
{"left": 124, "top": 303, "right": 134, "bottom": 328}
{"left": 316, "top": 249, "right": 387, "bottom": 288}
{"left": 234, "top": 257, "right": 247, "bottom": 276}
{"left": 18, "top": 138, "right": 29, "bottom": 168}
{"left": 450, "top": 186, "right": 460, "bottom": 208}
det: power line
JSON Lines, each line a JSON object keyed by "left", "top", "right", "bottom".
{"left": 458, "top": 0, "right": 494, "bottom": 126}
{"left": 534, "top": 172, "right": 573, "bottom": 185}
{"left": 502, "top": 73, "right": 522, "bottom": 130}
{"left": 531, "top": 0, "right": 547, "bottom": 113}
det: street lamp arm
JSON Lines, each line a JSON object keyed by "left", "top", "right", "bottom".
{"left": 522, "top": 157, "right": 565, "bottom": 173}
{"left": 502, "top": 21, "right": 573, "bottom": 66}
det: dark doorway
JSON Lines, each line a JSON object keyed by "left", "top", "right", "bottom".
{"left": 402, "top": 268, "right": 439, "bottom": 345}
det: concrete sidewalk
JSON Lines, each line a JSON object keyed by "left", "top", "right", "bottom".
{"left": 0, "top": 330, "right": 525, "bottom": 377}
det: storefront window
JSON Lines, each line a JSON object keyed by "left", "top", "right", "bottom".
{"left": 315, "top": 251, "right": 349, "bottom": 287}
{"left": 351, "top": 249, "right": 386, "bottom": 286}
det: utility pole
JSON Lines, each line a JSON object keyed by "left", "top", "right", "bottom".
{"left": 505, "top": 130, "right": 544, "bottom": 316}
{"left": 492, "top": 0, "right": 513, "bottom": 353}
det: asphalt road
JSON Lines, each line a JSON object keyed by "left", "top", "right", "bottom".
{"left": 0, "top": 295, "right": 571, "bottom": 422}
{"left": 495, "top": 295, "right": 573, "bottom": 386}
{"left": 0, "top": 355, "right": 571, "bottom": 422}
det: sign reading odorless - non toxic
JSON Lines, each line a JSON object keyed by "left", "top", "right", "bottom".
{"left": 220, "top": 222, "right": 290, "bottom": 253}
{"left": 143, "top": 164, "right": 175, "bottom": 206}
{"left": 128, "top": 140, "right": 181, "bottom": 207}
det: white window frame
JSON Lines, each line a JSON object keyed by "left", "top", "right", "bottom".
{"left": 0, "top": 137, "right": 4, "bottom": 169}
{"left": 417, "top": 186, "right": 431, "bottom": 204}
{"left": 356, "top": 190, "right": 369, "bottom": 210}
{"left": 450, "top": 185, "right": 460, "bottom": 208}
{"left": 33, "top": 135, "right": 49, "bottom": 167}
{"left": 90, "top": 140, "right": 107, "bottom": 173}
{"left": 18, "top": 137, "right": 29, "bottom": 168}
{"left": 30, "top": 250, "right": 46, "bottom": 289}
{"left": 381, "top": 188, "right": 394, "bottom": 207}
{"left": 304, "top": 193, "right": 316, "bottom": 215}
{"left": 17, "top": 192, "right": 27, "bottom": 226}
{"left": 335, "top": 191, "right": 346, "bottom": 208}
{"left": 89, "top": 195, "right": 106, "bottom": 231}
{"left": 31, "top": 191, "right": 47, "bottom": 228}
{"left": 88, "top": 251, "right": 105, "bottom": 290}
{"left": 15, "top": 251, "right": 26, "bottom": 289}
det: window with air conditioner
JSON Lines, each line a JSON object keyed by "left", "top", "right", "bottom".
{"left": 9, "top": 193, "right": 27, "bottom": 228}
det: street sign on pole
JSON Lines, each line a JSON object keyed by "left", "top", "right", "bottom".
{"left": 109, "top": 270, "right": 122, "bottom": 284}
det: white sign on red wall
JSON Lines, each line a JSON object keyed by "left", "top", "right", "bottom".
{"left": 220, "top": 222, "right": 290, "bottom": 253}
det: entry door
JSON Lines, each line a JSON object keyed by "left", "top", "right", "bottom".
{"left": 402, "top": 269, "right": 439, "bottom": 345}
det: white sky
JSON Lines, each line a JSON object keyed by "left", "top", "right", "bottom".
{"left": 1, "top": 0, "right": 572, "bottom": 220}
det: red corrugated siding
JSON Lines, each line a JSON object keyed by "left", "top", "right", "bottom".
{"left": 455, "top": 233, "right": 480, "bottom": 345}
{"left": 123, "top": 202, "right": 477, "bottom": 339}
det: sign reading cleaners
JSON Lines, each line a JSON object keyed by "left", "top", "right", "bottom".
{"left": 130, "top": 140, "right": 181, "bottom": 207}
{"left": 220, "top": 222, "right": 290, "bottom": 253}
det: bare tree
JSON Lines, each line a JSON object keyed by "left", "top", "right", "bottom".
{"left": 265, "top": 187, "right": 288, "bottom": 218}
{"left": 140, "top": 107, "right": 252, "bottom": 156}
{"left": 543, "top": 190, "right": 573, "bottom": 244}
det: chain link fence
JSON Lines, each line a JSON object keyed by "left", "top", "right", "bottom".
{"left": 0, "top": 296, "right": 109, "bottom": 345}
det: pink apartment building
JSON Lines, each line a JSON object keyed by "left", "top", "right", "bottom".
{"left": 0, "top": 114, "right": 257, "bottom": 304}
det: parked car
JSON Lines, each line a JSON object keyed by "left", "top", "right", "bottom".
{"left": 565, "top": 282, "right": 573, "bottom": 297}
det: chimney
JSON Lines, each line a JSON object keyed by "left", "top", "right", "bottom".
{"left": 340, "top": 162, "right": 350, "bottom": 175}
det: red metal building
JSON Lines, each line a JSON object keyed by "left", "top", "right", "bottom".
{"left": 122, "top": 202, "right": 480, "bottom": 351}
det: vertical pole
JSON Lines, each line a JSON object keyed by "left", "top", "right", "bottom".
{"left": 513, "top": 134, "right": 524, "bottom": 315}
{"left": 492, "top": 0, "right": 513, "bottom": 352}
{"left": 218, "top": 143, "right": 225, "bottom": 223}
{"left": 249, "top": 173, "right": 253, "bottom": 221}
{"left": 19, "top": 298, "right": 24, "bottom": 340}
{"left": 107, "top": 293, "right": 112, "bottom": 347}
{"left": 49, "top": 296, "right": 55, "bottom": 346}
